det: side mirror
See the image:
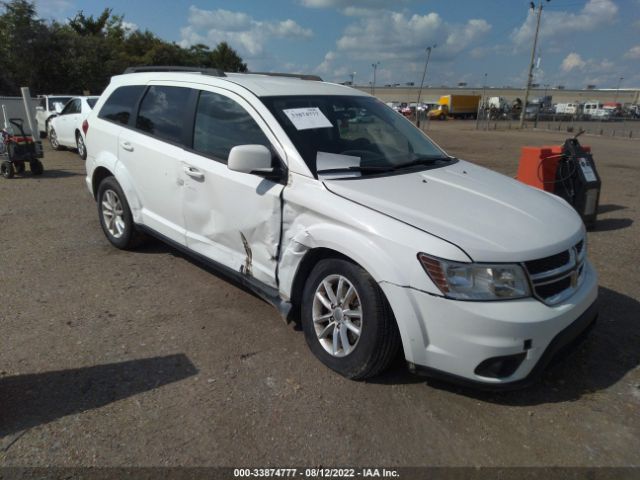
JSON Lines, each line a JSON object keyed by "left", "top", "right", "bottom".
{"left": 228, "top": 144, "right": 273, "bottom": 175}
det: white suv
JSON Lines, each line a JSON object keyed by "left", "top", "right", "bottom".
{"left": 84, "top": 67, "right": 598, "bottom": 388}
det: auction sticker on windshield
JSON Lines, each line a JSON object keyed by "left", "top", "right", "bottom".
{"left": 283, "top": 107, "right": 333, "bottom": 130}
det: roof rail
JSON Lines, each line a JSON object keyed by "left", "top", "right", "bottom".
{"left": 123, "top": 66, "right": 226, "bottom": 77}
{"left": 249, "top": 72, "right": 323, "bottom": 81}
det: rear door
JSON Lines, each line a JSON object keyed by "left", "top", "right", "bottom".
{"left": 181, "top": 88, "right": 285, "bottom": 287}
{"left": 118, "top": 83, "right": 192, "bottom": 244}
{"left": 56, "top": 99, "right": 81, "bottom": 146}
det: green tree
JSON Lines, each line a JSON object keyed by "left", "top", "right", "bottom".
{"left": 206, "top": 42, "right": 248, "bottom": 72}
{"left": 68, "top": 8, "right": 113, "bottom": 36}
{"left": 0, "top": 0, "right": 249, "bottom": 96}
{"left": 0, "top": 0, "right": 49, "bottom": 94}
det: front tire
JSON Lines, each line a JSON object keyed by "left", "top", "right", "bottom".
{"left": 49, "top": 127, "right": 62, "bottom": 150}
{"left": 1, "top": 161, "right": 14, "bottom": 179}
{"left": 97, "top": 176, "right": 143, "bottom": 249}
{"left": 301, "top": 258, "right": 401, "bottom": 379}
{"left": 76, "top": 132, "right": 87, "bottom": 160}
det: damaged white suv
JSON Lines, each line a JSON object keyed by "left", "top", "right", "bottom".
{"left": 85, "top": 67, "right": 598, "bottom": 388}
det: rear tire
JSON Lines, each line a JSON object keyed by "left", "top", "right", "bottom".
{"left": 301, "top": 258, "right": 401, "bottom": 379}
{"left": 97, "top": 176, "right": 144, "bottom": 250}
{"left": 30, "top": 159, "right": 43, "bottom": 175}
{"left": 49, "top": 127, "right": 62, "bottom": 150}
{"left": 1, "top": 161, "right": 14, "bottom": 179}
{"left": 76, "top": 132, "right": 87, "bottom": 160}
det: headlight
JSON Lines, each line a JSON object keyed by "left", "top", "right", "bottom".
{"left": 418, "top": 253, "right": 530, "bottom": 300}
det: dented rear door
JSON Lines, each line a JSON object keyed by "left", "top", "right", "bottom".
{"left": 181, "top": 88, "right": 285, "bottom": 287}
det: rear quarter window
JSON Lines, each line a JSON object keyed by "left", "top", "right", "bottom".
{"left": 98, "top": 85, "right": 145, "bottom": 125}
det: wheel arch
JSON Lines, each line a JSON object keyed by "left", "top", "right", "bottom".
{"left": 92, "top": 166, "right": 113, "bottom": 199}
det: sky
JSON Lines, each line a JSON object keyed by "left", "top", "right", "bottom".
{"left": 34, "top": 0, "right": 640, "bottom": 89}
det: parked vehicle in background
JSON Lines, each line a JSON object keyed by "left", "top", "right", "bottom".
{"left": 83, "top": 67, "right": 598, "bottom": 387}
{"left": 427, "top": 95, "right": 480, "bottom": 120}
{"left": 583, "top": 101, "right": 601, "bottom": 117}
{"left": 35, "top": 95, "right": 73, "bottom": 138}
{"left": 48, "top": 96, "right": 99, "bottom": 159}
{"left": 524, "top": 104, "right": 540, "bottom": 120}
{"left": 555, "top": 102, "right": 579, "bottom": 115}
{"left": 488, "top": 96, "right": 508, "bottom": 111}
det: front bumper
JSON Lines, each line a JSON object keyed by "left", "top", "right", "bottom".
{"left": 410, "top": 299, "right": 597, "bottom": 390}
{"left": 379, "top": 260, "right": 598, "bottom": 388}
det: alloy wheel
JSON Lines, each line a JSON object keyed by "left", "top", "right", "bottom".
{"left": 312, "top": 274, "right": 363, "bottom": 357}
{"left": 101, "top": 189, "right": 126, "bottom": 238}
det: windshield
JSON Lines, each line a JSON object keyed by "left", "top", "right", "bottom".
{"left": 261, "top": 95, "right": 451, "bottom": 178}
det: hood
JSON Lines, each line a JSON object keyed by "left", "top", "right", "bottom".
{"left": 324, "top": 160, "right": 584, "bottom": 262}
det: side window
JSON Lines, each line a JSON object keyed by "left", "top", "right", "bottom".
{"left": 60, "top": 100, "right": 75, "bottom": 115}
{"left": 135, "top": 85, "right": 191, "bottom": 144}
{"left": 98, "top": 85, "right": 145, "bottom": 126}
{"left": 193, "top": 91, "right": 270, "bottom": 162}
{"left": 62, "top": 99, "right": 81, "bottom": 115}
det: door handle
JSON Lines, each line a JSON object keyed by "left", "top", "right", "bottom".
{"left": 183, "top": 166, "right": 204, "bottom": 180}
{"left": 120, "top": 141, "right": 134, "bottom": 152}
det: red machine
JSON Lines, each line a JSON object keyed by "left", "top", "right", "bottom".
{"left": 517, "top": 133, "right": 601, "bottom": 229}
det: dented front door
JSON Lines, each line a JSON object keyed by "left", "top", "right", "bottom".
{"left": 181, "top": 88, "right": 284, "bottom": 288}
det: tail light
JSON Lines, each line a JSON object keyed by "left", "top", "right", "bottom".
{"left": 82, "top": 119, "right": 89, "bottom": 135}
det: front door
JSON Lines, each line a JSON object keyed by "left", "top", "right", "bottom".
{"left": 181, "top": 88, "right": 285, "bottom": 287}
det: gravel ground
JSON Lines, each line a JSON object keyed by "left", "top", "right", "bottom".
{"left": 0, "top": 124, "right": 638, "bottom": 467}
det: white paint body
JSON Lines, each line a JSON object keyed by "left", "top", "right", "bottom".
{"left": 84, "top": 72, "right": 598, "bottom": 385}
{"left": 48, "top": 96, "right": 99, "bottom": 149}
{"left": 35, "top": 95, "right": 75, "bottom": 136}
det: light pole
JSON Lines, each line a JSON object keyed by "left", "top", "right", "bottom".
{"left": 475, "top": 72, "right": 487, "bottom": 129}
{"left": 519, "top": 0, "right": 549, "bottom": 129}
{"left": 416, "top": 44, "right": 436, "bottom": 127}
{"left": 371, "top": 62, "right": 380, "bottom": 95}
{"left": 614, "top": 76, "right": 624, "bottom": 104}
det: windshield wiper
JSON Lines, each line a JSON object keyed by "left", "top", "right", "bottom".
{"left": 317, "top": 165, "right": 395, "bottom": 174}
{"left": 393, "top": 155, "right": 454, "bottom": 170}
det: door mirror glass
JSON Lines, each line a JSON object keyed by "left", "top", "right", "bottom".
{"left": 228, "top": 145, "right": 273, "bottom": 174}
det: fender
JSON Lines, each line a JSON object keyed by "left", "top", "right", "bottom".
{"left": 92, "top": 150, "right": 144, "bottom": 224}
{"left": 279, "top": 222, "right": 407, "bottom": 299}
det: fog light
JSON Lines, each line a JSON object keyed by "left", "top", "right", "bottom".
{"left": 474, "top": 353, "right": 526, "bottom": 378}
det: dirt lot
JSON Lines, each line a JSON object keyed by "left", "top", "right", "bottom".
{"left": 1, "top": 124, "right": 638, "bottom": 467}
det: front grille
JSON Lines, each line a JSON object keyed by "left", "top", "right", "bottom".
{"left": 525, "top": 251, "right": 570, "bottom": 275}
{"left": 535, "top": 276, "right": 572, "bottom": 299}
{"left": 524, "top": 239, "right": 585, "bottom": 305}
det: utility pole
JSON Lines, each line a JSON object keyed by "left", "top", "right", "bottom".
{"left": 475, "top": 72, "right": 488, "bottom": 129}
{"left": 416, "top": 44, "right": 436, "bottom": 127}
{"left": 614, "top": 76, "right": 624, "bottom": 104}
{"left": 371, "top": 62, "right": 380, "bottom": 95}
{"left": 519, "top": 0, "right": 547, "bottom": 129}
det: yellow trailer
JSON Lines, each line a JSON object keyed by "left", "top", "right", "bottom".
{"left": 427, "top": 95, "right": 480, "bottom": 120}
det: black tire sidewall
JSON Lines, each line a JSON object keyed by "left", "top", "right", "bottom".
{"left": 76, "top": 133, "right": 87, "bottom": 160}
{"left": 1, "top": 161, "right": 14, "bottom": 178}
{"left": 97, "top": 177, "right": 137, "bottom": 249}
{"left": 29, "top": 160, "right": 43, "bottom": 175}
{"left": 301, "top": 258, "right": 391, "bottom": 379}
{"left": 49, "top": 127, "right": 60, "bottom": 150}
